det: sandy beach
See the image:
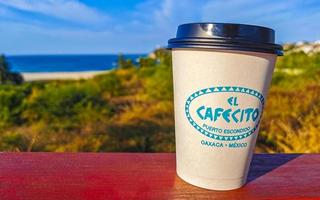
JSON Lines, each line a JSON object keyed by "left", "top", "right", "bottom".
{"left": 22, "top": 71, "right": 109, "bottom": 81}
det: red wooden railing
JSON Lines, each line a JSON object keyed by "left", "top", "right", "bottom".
{"left": 0, "top": 153, "right": 319, "bottom": 199}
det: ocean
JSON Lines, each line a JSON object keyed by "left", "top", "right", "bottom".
{"left": 6, "top": 54, "right": 145, "bottom": 73}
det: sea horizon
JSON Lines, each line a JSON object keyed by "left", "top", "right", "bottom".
{"left": 6, "top": 54, "right": 146, "bottom": 73}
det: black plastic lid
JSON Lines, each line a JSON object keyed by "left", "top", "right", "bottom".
{"left": 168, "top": 23, "right": 283, "bottom": 56}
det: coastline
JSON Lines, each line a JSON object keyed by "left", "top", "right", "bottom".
{"left": 22, "top": 71, "right": 109, "bottom": 82}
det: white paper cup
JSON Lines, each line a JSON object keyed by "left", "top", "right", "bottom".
{"left": 168, "top": 23, "right": 283, "bottom": 190}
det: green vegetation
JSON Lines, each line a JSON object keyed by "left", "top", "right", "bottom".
{"left": 0, "top": 55, "right": 23, "bottom": 84}
{"left": 258, "top": 51, "right": 320, "bottom": 153}
{"left": 0, "top": 49, "right": 320, "bottom": 153}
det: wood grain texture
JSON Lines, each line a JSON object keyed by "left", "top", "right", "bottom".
{"left": 0, "top": 153, "right": 319, "bottom": 200}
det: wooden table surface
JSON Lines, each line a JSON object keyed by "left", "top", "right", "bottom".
{"left": 0, "top": 153, "right": 319, "bottom": 200}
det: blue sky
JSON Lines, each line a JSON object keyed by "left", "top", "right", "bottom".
{"left": 0, "top": 0, "right": 320, "bottom": 55}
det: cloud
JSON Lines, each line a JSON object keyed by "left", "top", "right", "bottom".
{"left": 199, "top": 0, "right": 320, "bottom": 42}
{"left": 0, "top": 0, "right": 320, "bottom": 54}
{"left": 0, "top": 0, "right": 109, "bottom": 25}
{"left": 201, "top": 0, "right": 297, "bottom": 24}
{"left": 121, "top": 0, "right": 320, "bottom": 46}
{"left": 129, "top": 0, "right": 202, "bottom": 37}
{"left": 154, "top": 0, "right": 173, "bottom": 22}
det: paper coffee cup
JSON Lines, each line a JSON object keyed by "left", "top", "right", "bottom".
{"left": 168, "top": 23, "right": 283, "bottom": 190}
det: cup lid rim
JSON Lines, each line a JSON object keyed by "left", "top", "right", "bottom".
{"left": 167, "top": 22, "right": 283, "bottom": 56}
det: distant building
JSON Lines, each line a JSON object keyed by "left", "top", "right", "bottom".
{"left": 284, "top": 41, "right": 320, "bottom": 54}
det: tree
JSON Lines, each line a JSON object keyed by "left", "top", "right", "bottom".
{"left": 154, "top": 48, "right": 172, "bottom": 67}
{"left": 0, "top": 55, "right": 23, "bottom": 84}
{"left": 139, "top": 57, "right": 156, "bottom": 68}
{"left": 117, "top": 54, "right": 134, "bottom": 69}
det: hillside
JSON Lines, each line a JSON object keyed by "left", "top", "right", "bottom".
{"left": 0, "top": 45, "right": 320, "bottom": 153}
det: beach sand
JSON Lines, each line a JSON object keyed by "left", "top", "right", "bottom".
{"left": 22, "top": 71, "right": 108, "bottom": 81}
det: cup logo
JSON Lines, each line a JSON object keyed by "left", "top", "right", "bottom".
{"left": 185, "top": 86, "right": 264, "bottom": 141}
